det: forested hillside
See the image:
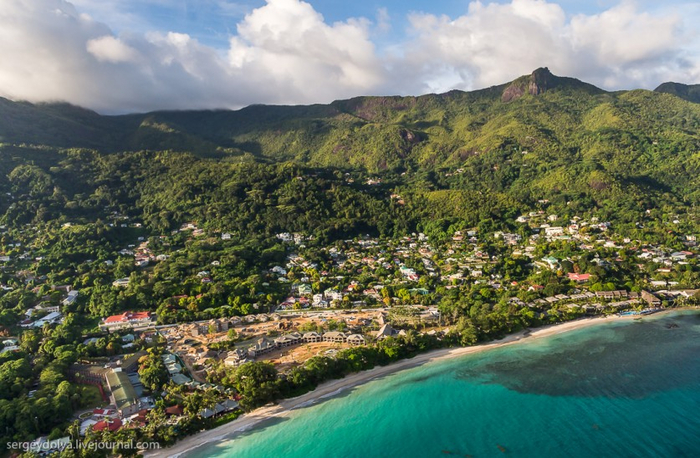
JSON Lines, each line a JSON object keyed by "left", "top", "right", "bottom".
{"left": 1, "top": 67, "right": 699, "bottom": 237}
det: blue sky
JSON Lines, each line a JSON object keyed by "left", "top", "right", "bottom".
{"left": 1, "top": 0, "right": 699, "bottom": 112}
{"left": 71, "top": 0, "right": 691, "bottom": 46}
{"left": 70, "top": 0, "right": 651, "bottom": 47}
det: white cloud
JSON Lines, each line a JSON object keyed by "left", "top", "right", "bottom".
{"left": 0, "top": 0, "right": 384, "bottom": 112}
{"left": 227, "top": 0, "right": 385, "bottom": 103}
{"left": 0, "top": 0, "right": 698, "bottom": 113}
{"left": 375, "top": 7, "right": 391, "bottom": 34}
{"left": 87, "top": 36, "right": 140, "bottom": 63}
{"left": 399, "top": 0, "right": 700, "bottom": 94}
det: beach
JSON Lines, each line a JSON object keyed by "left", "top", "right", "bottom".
{"left": 146, "top": 313, "right": 644, "bottom": 458}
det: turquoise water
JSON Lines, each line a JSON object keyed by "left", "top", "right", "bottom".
{"left": 191, "top": 312, "right": 700, "bottom": 457}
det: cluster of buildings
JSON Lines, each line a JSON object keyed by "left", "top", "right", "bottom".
{"left": 95, "top": 209, "right": 697, "bottom": 329}
{"left": 75, "top": 346, "right": 238, "bottom": 437}
{"left": 224, "top": 331, "right": 367, "bottom": 367}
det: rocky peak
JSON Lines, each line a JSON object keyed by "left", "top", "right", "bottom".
{"left": 502, "top": 67, "right": 558, "bottom": 103}
{"left": 529, "top": 67, "right": 555, "bottom": 95}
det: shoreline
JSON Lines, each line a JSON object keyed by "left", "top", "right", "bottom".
{"left": 146, "top": 312, "right": 671, "bottom": 458}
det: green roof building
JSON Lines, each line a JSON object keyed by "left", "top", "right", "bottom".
{"left": 105, "top": 369, "right": 140, "bottom": 417}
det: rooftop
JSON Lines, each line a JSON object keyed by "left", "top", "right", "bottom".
{"left": 105, "top": 370, "right": 138, "bottom": 412}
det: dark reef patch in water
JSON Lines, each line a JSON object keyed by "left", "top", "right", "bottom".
{"left": 454, "top": 314, "right": 700, "bottom": 399}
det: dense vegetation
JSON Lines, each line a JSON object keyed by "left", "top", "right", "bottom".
{"left": 1, "top": 69, "right": 699, "bottom": 237}
{"left": 0, "top": 68, "right": 699, "bottom": 453}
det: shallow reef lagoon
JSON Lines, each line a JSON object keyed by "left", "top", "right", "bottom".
{"left": 190, "top": 311, "right": 700, "bottom": 458}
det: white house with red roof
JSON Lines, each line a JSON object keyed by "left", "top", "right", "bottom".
{"left": 99, "top": 311, "right": 153, "bottom": 331}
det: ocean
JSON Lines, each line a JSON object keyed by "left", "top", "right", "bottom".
{"left": 189, "top": 311, "right": 700, "bottom": 457}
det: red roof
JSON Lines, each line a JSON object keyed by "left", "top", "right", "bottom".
{"left": 104, "top": 311, "right": 151, "bottom": 323}
{"left": 93, "top": 418, "right": 122, "bottom": 432}
{"left": 568, "top": 273, "right": 591, "bottom": 281}
{"left": 165, "top": 405, "right": 184, "bottom": 416}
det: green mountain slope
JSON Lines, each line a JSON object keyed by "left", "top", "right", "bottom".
{"left": 655, "top": 82, "right": 700, "bottom": 104}
{"left": 1, "top": 68, "right": 700, "bottom": 236}
{"left": 2, "top": 68, "right": 699, "bottom": 173}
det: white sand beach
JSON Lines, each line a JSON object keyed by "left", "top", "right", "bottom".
{"left": 146, "top": 313, "right": 647, "bottom": 458}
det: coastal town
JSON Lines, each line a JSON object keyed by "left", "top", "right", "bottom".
{"left": 1, "top": 204, "right": 698, "bottom": 453}
{"left": 2, "top": 10, "right": 700, "bottom": 454}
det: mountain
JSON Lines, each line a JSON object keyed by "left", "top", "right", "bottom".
{"left": 655, "top": 82, "right": 700, "bottom": 104}
{"left": 0, "top": 67, "right": 610, "bottom": 163}
{"left": 1, "top": 69, "right": 697, "bottom": 171}
{"left": 501, "top": 67, "right": 604, "bottom": 102}
{"left": 1, "top": 68, "right": 700, "bottom": 227}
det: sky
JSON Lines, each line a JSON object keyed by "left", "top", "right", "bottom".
{"left": 1, "top": 0, "right": 699, "bottom": 113}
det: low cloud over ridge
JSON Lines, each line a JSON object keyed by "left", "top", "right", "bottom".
{"left": 0, "top": 0, "right": 698, "bottom": 113}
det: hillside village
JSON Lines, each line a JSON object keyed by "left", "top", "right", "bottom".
{"left": 0, "top": 206, "right": 699, "bottom": 451}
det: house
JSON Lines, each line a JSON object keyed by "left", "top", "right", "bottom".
{"left": 324, "top": 289, "right": 343, "bottom": 301}
{"left": 297, "top": 284, "right": 312, "bottom": 296}
{"left": 221, "top": 233, "right": 232, "bottom": 240}
{"left": 303, "top": 332, "right": 323, "bottom": 343}
{"left": 271, "top": 266, "right": 287, "bottom": 276}
{"left": 2, "top": 338, "right": 18, "bottom": 347}
{"left": 100, "top": 311, "right": 153, "bottom": 331}
{"left": 541, "top": 256, "right": 559, "bottom": 269}
{"left": 544, "top": 227, "right": 564, "bottom": 237}
{"left": 165, "top": 362, "right": 182, "bottom": 375}
{"left": 29, "top": 436, "right": 73, "bottom": 456}
{"left": 274, "top": 333, "right": 302, "bottom": 348}
{"left": 323, "top": 332, "right": 347, "bottom": 343}
{"left": 376, "top": 324, "right": 399, "bottom": 340}
{"left": 670, "top": 252, "right": 689, "bottom": 261}
{"left": 164, "top": 405, "right": 184, "bottom": 417}
{"left": 62, "top": 290, "right": 79, "bottom": 306}
{"left": 112, "top": 278, "right": 130, "bottom": 288}
{"left": 92, "top": 418, "right": 122, "bottom": 432}
{"left": 1, "top": 338, "right": 19, "bottom": 354}
{"left": 32, "top": 311, "right": 62, "bottom": 328}
{"left": 641, "top": 290, "right": 662, "bottom": 307}
{"left": 595, "top": 290, "right": 628, "bottom": 300}
{"left": 224, "top": 349, "right": 249, "bottom": 367}
{"left": 220, "top": 399, "right": 240, "bottom": 411}
{"left": 567, "top": 273, "right": 591, "bottom": 283}
{"left": 162, "top": 353, "right": 178, "bottom": 365}
{"left": 171, "top": 373, "right": 191, "bottom": 385}
{"left": 200, "top": 403, "right": 227, "bottom": 419}
{"left": 248, "top": 337, "right": 275, "bottom": 358}
{"left": 346, "top": 334, "right": 366, "bottom": 346}
{"left": 37, "top": 304, "right": 60, "bottom": 314}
